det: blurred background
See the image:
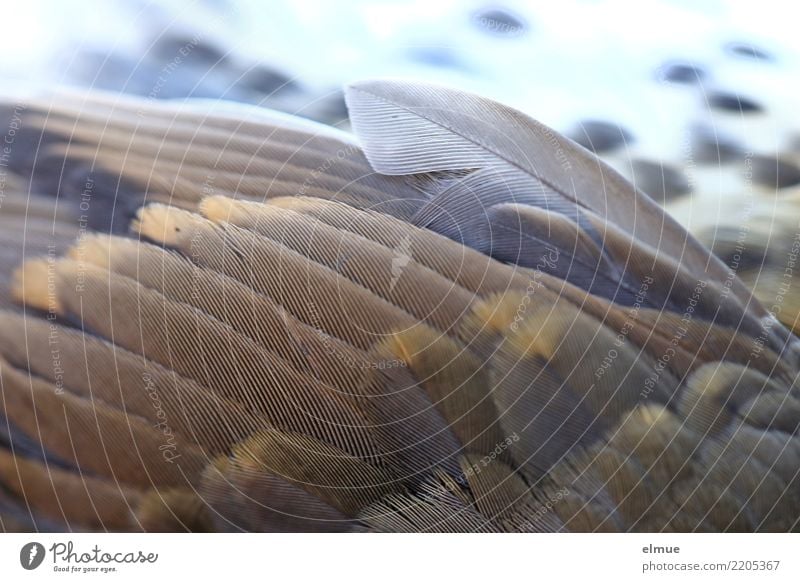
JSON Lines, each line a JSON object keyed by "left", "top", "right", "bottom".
{"left": 4, "top": 1, "right": 797, "bottom": 132}
{"left": 3, "top": 0, "right": 800, "bottom": 328}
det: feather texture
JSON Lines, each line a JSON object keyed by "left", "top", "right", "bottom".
{"left": 0, "top": 80, "right": 797, "bottom": 532}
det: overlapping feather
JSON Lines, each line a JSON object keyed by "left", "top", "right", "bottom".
{"left": 0, "top": 80, "right": 797, "bottom": 532}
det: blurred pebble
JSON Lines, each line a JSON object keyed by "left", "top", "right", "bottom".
{"left": 630, "top": 159, "right": 691, "bottom": 203}
{"left": 708, "top": 91, "right": 763, "bottom": 113}
{"left": 149, "top": 32, "right": 229, "bottom": 67}
{"left": 567, "top": 120, "right": 634, "bottom": 153}
{"left": 690, "top": 124, "right": 745, "bottom": 163}
{"left": 153, "top": 69, "right": 244, "bottom": 100}
{"left": 657, "top": 61, "right": 707, "bottom": 84}
{"left": 751, "top": 155, "right": 800, "bottom": 189}
{"left": 472, "top": 7, "right": 527, "bottom": 37}
{"left": 726, "top": 42, "right": 773, "bottom": 61}
{"left": 238, "top": 65, "right": 298, "bottom": 95}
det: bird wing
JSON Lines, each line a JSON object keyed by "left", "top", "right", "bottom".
{"left": 0, "top": 82, "right": 797, "bottom": 532}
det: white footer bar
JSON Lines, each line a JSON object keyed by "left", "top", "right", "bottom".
{"left": 1, "top": 533, "right": 797, "bottom": 580}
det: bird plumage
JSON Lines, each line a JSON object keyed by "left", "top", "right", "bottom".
{"left": 0, "top": 80, "right": 797, "bottom": 532}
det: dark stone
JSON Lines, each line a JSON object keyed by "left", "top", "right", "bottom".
{"left": 567, "top": 120, "right": 634, "bottom": 154}
{"left": 630, "top": 159, "right": 692, "bottom": 203}
{"left": 657, "top": 61, "right": 707, "bottom": 84}
{"left": 472, "top": 7, "right": 527, "bottom": 37}
{"left": 751, "top": 155, "right": 800, "bottom": 189}
{"left": 726, "top": 42, "right": 773, "bottom": 61}
{"left": 690, "top": 124, "right": 745, "bottom": 163}
{"left": 238, "top": 65, "right": 298, "bottom": 95}
{"left": 708, "top": 92, "right": 763, "bottom": 113}
{"left": 150, "top": 32, "right": 229, "bottom": 66}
